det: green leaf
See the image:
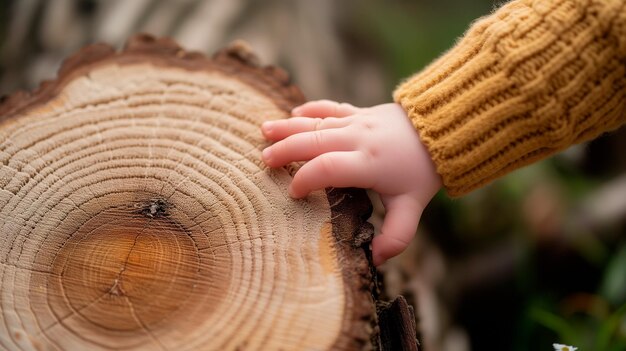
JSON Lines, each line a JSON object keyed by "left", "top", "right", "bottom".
{"left": 600, "top": 244, "right": 626, "bottom": 305}
{"left": 595, "top": 303, "right": 626, "bottom": 351}
{"left": 530, "top": 308, "right": 579, "bottom": 346}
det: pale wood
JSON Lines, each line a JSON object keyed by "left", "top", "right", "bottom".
{"left": 0, "top": 35, "right": 378, "bottom": 351}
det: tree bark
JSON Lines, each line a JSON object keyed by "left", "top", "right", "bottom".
{"left": 0, "top": 34, "right": 417, "bottom": 351}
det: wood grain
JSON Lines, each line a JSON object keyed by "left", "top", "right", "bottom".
{"left": 0, "top": 34, "right": 376, "bottom": 351}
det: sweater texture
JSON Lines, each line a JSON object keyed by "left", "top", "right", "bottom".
{"left": 394, "top": 0, "right": 626, "bottom": 197}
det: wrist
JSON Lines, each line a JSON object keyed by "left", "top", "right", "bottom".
{"left": 393, "top": 102, "right": 442, "bottom": 202}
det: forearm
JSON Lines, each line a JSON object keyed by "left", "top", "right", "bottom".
{"left": 394, "top": 0, "right": 626, "bottom": 196}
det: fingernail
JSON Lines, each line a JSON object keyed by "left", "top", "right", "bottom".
{"left": 288, "top": 184, "right": 302, "bottom": 199}
{"left": 288, "top": 184, "right": 296, "bottom": 198}
{"left": 291, "top": 107, "right": 302, "bottom": 115}
{"left": 261, "top": 121, "right": 273, "bottom": 135}
{"left": 262, "top": 147, "right": 272, "bottom": 164}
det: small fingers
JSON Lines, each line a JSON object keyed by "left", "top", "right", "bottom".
{"left": 289, "top": 151, "right": 374, "bottom": 198}
{"left": 262, "top": 129, "right": 356, "bottom": 168}
{"left": 371, "top": 195, "right": 422, "bottom": 266}
{"left": 292, "top": 100, "right": 360, "bottom": 118}
{"left": 262, "top": 116, "right": 353, "bottom": 141}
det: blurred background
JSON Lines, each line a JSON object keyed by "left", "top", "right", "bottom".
{"left": 1, "top": 0, "right": 624, "bottom": 350}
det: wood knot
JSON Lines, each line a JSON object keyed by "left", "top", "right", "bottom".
{"left": 139, "top": 199, "right": 169, "bottom": 218}
{"left": 108, "top": 278, "right": 126, "bottom": 297}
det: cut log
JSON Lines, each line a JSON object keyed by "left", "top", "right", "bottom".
{"left": 0, "top": 34, "right": 420, "bottom": 351}
{"left": 0, "top": 34, "right": 394, "bottom": 350}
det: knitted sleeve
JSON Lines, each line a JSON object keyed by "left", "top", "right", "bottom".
{"left": 393, "top": 0, "right": 626, "bottom": 197}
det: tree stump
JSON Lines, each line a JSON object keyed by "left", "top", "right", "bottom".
{"left": 0, "top": 34, "right": 417, "bottom": 351}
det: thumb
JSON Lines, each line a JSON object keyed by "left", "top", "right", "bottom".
{"left": 372, "top": 194, "right": 423, "bottom": 266}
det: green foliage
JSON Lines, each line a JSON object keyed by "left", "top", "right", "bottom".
{"left": 529, "top": 301, "right": 626, "bottom": 351}
{"left": 530, "top": 308, "right": 578, "bottom": 346}
{"left": 347, "top": 0, "right": 494, "bottom": 89}
{"left": 524, "top": 243, "right": 626, "bottom": 350}
{"left": 600, "top": 245, "right": 626, "bottom": 306}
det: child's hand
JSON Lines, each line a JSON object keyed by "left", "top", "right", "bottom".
{"left": 261, "top": 100, "right": 442, "bottom": 265}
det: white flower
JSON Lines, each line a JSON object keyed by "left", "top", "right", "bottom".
{"left": 553, "top": 343, "right": 578, "bottom": 351}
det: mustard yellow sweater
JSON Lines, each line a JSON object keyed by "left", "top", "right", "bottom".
{"left": 394, "top": 0, "right": 626, "bottom": 197}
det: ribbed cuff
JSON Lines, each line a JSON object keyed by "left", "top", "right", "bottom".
{"left": 394, "top": 0, "right": 626, "bottom": 197}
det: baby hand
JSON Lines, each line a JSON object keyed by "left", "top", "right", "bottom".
{"left": 261, "top": 100, "right": 442, "bottom": 265}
